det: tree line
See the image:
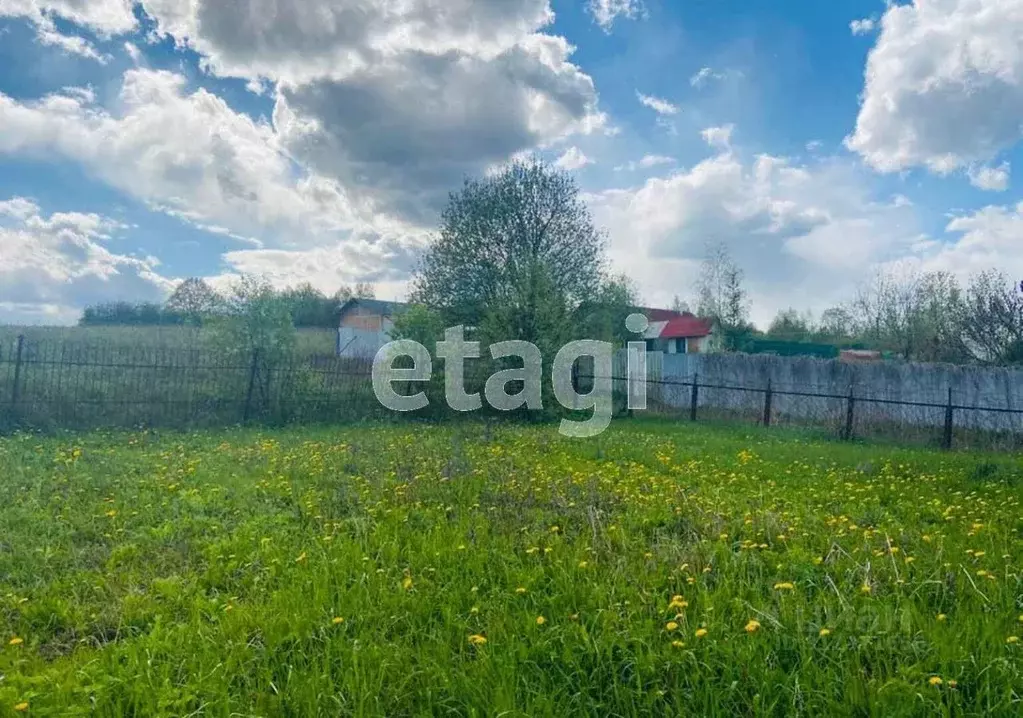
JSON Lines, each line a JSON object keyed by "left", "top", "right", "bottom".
{"left": 80, "top": 280, "right": 375, "bottom": 329}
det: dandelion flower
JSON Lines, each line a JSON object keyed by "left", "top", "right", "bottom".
{"left": 9, "top": 637, "right": 24, "bottom": 646}
{"left": 929, "top": 676, "right": 943, "bottom": 687}
{"left": 671, "top": 640, "right": 685, "bottom": 648}
{"left": 860, "top": 583, "right": 872, "bottom": 595}
{"left": 402, "top": 577, "right": 414, "bottom": 591}
{"left": 665, "top": 621, "right": 679, "bottom": 632}
{"left": 936, "top": 613, "right": 947, "bottom": 622}
{"left": 773, "top": 582, "right": 795, "bottom": 591}
{"left": 14, "top": 702, "right": 29, "bottom": 712}
{"left": 468, "top": 634, "right": 487, "bottom": 646}
{"left": 744, "top": 619, "right": 761, "bottom": 633}
{"left": 819, "top": 628, "right": 831, "bottom": 637}
{"left": 515, "top": 587, "right": 527, "bottom": 595}
{"left": 536, "top": 616, "right": 546, "bottom": 626}
{"left": 695, "top": 628, "right": 708, "bottom": 638}
{"left": 578, "top": 561, "right": 588, "bottom": 569}
{"left": 1007, "top": 635, "right": 1019, "bottom": 644}
{"left": 332, "top": 617, "right": 344, "bottom": 625}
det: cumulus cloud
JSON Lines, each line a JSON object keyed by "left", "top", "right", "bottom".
{"left": 0, "top": 0, "right": 135, "bottom": 60}
{"left": 554, "top": 146, "right": 593, "bottom": 170}
{"left": 636, "top": 91, "right": 679, "bottom": 115}
{"left": 587, "top": 0, "right": 644, "bottom": 32}
{"left": 0, "top": 196, "right": 171, "bottom": 322}
{"left": 967, "top": 162, "right": 1011, "bottom": 191}
{"left": 585, "top": 149, "right": 924, "bottom": 324}
{"left": 0, "top": 70, "right": 381, "bottom": 241}
{"left": 924, "top": 202, "right": 1023, "bottom": 280}
{"left": 848, "top": 0, "right": 1023, "bottom": 174}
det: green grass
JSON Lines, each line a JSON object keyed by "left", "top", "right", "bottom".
{"left": 1, "top": 419, "right": 1022, "bottom": 716}
{"left": 0, "top": 326, "right": 338, "bottom": 356}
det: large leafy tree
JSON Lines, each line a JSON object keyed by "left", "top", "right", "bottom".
{"left": 958, "top": 271, "right": 1023, "bottom": 365}
{"left": 165, "top": 278, "right": 223, "bottom": 326}
{"left": 412, "top": 157, "right": 612, "bottom": 347}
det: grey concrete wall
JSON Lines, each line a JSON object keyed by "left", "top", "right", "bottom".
{"left": 648, "top": 353, "right": 1023, "bottom": 433}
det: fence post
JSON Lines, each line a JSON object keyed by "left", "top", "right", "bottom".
{"left": 690, "top": 373, "right": 699, "bottom": 422}
{"left": 243, "top": 348, "right": 260, "bottom": 423}
{"left": 844, "top": 384, "right": 856, "bottom": 441}
{"left": 763, "top": 379, "right": 773, "bottom": 427}
{"left": 10, "top": 335, "right": 25, "bottom": 411}
{"left": 943, "top": 386, "right": 954, "bottom": 450}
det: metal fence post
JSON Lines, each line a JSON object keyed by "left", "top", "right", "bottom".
{"left": 763, "top": 379, "right": 773, "bottom": 427}
{"left": 943, "top": 386, "right": 954, "bottom": 450}
{"left": 690, "top": 373, "right": 699, "bottom": 422}
{"left": 243, "top": 348, "right": 260, "bottom": 423}
{"left": 844, "top": 384, "right": 856, "bottom": 441}
{"left": 10, "top": 334, "right": 25, "bottom": 408}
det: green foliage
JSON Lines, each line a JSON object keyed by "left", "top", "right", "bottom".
{"left": 208, "top": 275, "right": 296, "bottom": 364}
{"left": 1, "top": 421, "right": 1022, "bottom": 715}
{"left": 165, "top": 278, "right": 224, "bottom": 326}
{"left": 79, "top": 302, "right": 185, "bottom": 327}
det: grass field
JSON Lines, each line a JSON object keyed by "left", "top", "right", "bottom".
{"left": 1, "top": 419, "right": 1022, "bottom": 716}
{"left": 0, "top": 326, "right": 339, "bottom": 356}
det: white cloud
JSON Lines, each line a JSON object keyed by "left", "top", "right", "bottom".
{"left": 0, "top": 196, "right": 171, "bottom": 321}
{"left": 586, "top": 149, "right": 923, "bottom": 324}
{"left": 701, "top": 124, "right": 734, "bottom": 149}
{"left": 848, "top": 0, "right": 1023, "bottom": 174}
{"left": 636, "top": 91, "right": 679, "bottom": 115}
{"left": 689, "top": 67, "right": 740, "bottom": 89}
{"left": 968, "top": 162, "right": 1011, "bottom": 191}
{"left": 0, "top": 0, "right": 135, "bottom": 61}
{"left": 615, "top": 154, "right": 675, "bottom": 171}
{"left": 922, "top": 202, "right": 1023, "bottom": 280}
{"left": 554, "top": 146, "right": 593, "bottom": 170}
{"left": 587, "top": 0, "right": 644, "bottom": 32}
{"left": 0, "top": 70, "right": 384, "bottom": 243}
{"left": 850, "top": 18, "right": 876, "bottom": 35}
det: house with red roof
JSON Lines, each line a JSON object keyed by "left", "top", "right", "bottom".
{"left": 637, "top": 307, "right": 721, "bottom": 354}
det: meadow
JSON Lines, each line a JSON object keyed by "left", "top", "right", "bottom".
{"left": 1, "top": 419, "right": 1022, "bottom": 716}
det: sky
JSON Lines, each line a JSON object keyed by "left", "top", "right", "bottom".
{"left": 1, "top": 0, "right": 1022, "bottom": 328}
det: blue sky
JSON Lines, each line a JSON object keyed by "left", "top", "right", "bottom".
{"left": 1, "top": 0, "right": 1021, "bottom": 326}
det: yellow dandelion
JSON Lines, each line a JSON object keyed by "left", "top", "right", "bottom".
{"left": 744, "top": 619, "right": 761, "bottom": 633}
{"left": 929, "top": 676, "right": 943, "bottom": 687}
{"left": 468, "top": 634, "right": 487, "bottom": 646}
{"left": 819, "top": 628, "right": 831, "bottom": 637}
{"left": 536, "top": 615, "right": 546, "bottom": 626}
{"left": 402, "top": 576, "right": 414, "bottom": 591}
{"left": 773, "top": 582, "right": 795, "bottom": 591}
{"left": 671, "top": 640, "right": 685, "bottom": 648}
{"left": 515, "top": 587, "right": 527, "bottom": 595}
{"left": 9, "top": 637, "right": 24, "bottom": 646}
{"left": 1007, "top": 635, "right": 1019, "bottom": 644}
{"left": 578, "top": 561, "right": 588, "bottom": 568}
{"left": 332, "top": 617, "right": 344, "bottom": 625}
{"left": 695, "top": 628, "right": 708, "bottom": 638}
{"left": 665, "top": 621, "right": 679, "bottom": 632}
{"left": 936, "top": 613, "right": 947, "bottom": 622}
{"left": 14, "top": 702, "right": 29, "bottom": 712}
{"left": 860, "top": 583, "right": 872, "bottom": 595}
{"left": 569, "top": 613, "right": 579, "bottom": 621}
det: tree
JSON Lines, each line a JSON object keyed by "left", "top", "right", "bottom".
{"left": 695, "top": 242, "right": 751, "bottom": 349}
{"left": 852, "top": 267, "right": 967, "bottom": 363}
{"left": 210, "top": 275, "right": 296, "bottom": 364}
{"left": 767, "top": 308, "right": 813, "bottom": 342}
{"left": 815, "top": 307, "right": 855, "bottom": 343}
{"left": 412, "top": 157, "right": 609, "bottom": 339}
{"left": 671, "top": 295, "right": 691, "bottom": 314}
{"left": 165, "top": 278, "right": 222, "bottom": 326}
{"left": 333, "top": 283, "right": 376, "bottom": 305}
{"left": 958, "top": 271, "right": 1023, "bottom": 365}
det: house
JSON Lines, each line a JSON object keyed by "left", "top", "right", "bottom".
{"left": 638, "top": 308, "right": 720, "bottom": 354}
{"left": 337, "top": 298, "right": 410, "bottom": 357}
